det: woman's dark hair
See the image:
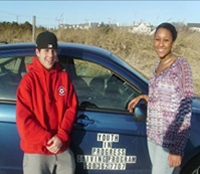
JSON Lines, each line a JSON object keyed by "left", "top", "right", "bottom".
{"left": 155, "top": 22, "right": 177, "bottom": 41}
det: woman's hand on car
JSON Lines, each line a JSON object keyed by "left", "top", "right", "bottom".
{"left": 128, "top": 95, "right": 142, "bottom": 112}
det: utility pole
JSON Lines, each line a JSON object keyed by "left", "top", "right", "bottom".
{"left": 108, "top": 18, "right": 111, "bottom": 26}
{"left": 32, "top": 16, "right": 36, "bottom": 42}
{"left": 56, "top": 13, "right": 64, "bottom": 29}
{"left": 16, "top": 15, "right": 20, "bottom": 23}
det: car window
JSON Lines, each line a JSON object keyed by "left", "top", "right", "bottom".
{"left": 0, "top": 56, "right": 26, "bottom": 101}
{"left": 0, "top": 55, "right": 141, "bottom": 112}
{"left": 59, "top": 58, "right": 140, "bottom": 112}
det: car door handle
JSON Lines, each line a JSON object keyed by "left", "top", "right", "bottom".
{"left": 75, "top": 115, "right": 95, "bottom": 126}
{"left": 76, "top": 118, "right": 94, "bottom": 125}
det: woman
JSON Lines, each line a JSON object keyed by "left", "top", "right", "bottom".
{"left": 128, "top": 23, "right": 193, "bottom": 174}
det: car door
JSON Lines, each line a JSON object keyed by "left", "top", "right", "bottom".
{"left": 0, "top": 56, "right": 24, "bottom": 174}
{"left": 59, "top": 57, "right": 151, "bottom": 174}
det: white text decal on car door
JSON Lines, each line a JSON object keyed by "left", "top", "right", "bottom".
{"left": 77, "top": 133, "right": 137, "bottom": 170}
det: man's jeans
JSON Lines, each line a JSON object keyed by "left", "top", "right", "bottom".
{"left": 23, "top": 148, "right": 75, "bottom": 174}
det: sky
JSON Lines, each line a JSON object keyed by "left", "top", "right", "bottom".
{"left": 0, "top": 1, "right": 200, "bottom": 28}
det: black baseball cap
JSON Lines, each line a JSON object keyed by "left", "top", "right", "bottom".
{"left": 36, "top": 31, "right": 58, "bottom": 49}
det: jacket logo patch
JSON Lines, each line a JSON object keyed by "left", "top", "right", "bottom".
{"left": 58, "top": 86, "right": 66, "bottom": 96}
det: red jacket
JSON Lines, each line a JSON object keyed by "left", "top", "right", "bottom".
{"left": 16, "top": 57, "right": 77, "bottom": 155}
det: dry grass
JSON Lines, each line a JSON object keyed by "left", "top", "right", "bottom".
{"left": 1, "top": 26, "right": 200, "bottom": 95}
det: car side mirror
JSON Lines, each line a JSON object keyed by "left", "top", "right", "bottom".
{"left": 133, "top": 101, "right": 147, "bottom": 122}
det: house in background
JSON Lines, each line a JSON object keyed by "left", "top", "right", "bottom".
{"left": 129, "top": 22, "right": 152, "bottom": 34}
{"left": 59, "top": 22, "right": 119, "bottom": 30}
{"left": 187, "top": 23, "right": 200, "bottom": 32}
{"left": 59, "top": 22, "right": 100, "bottom": 30}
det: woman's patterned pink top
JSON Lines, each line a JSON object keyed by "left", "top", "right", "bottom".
{"left": 147, "top": 56, "right": 194, "bottom": 156}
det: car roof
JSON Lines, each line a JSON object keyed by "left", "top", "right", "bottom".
{"left": 0, "top": 42, "right": 129, "bottom": 73}
{"left": 0, "top": 42, "right": 149, "bottom": 85}
{"left": 0, "top": 42, "right": 111, "bottom": 57}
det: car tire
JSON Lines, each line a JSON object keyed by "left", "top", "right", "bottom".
{"left": 180, "top": 154, "right": 200, "bottom": 174}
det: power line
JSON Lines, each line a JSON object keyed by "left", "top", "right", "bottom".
{"left": 0, "top": 11, "right": 54, "bottom": 21}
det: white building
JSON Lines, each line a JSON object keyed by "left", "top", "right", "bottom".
{"left": 130, "top": 22, "right": 152, "bottom": 33}
{"left": 187, "top": 23, "right": 200, "bottom": 32}
{"left": 59, "top": 22, "right": 119, "bottom": 30}
{"left": 59, "top": 22, "right": 100, "bottom": 30}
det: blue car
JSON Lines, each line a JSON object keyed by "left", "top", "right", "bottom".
{"left": 0, "top": 43, "right": 200, "bottom": 174}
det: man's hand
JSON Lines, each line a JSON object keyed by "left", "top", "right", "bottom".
{"left": 46, "top": 136, "right": 63, "bottom": 154}
{"left": 168, "top": 153, "right": 182, "bottom": 167}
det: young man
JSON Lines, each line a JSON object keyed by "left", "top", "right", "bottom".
{"left": 16, "top": 31, "right": 77, "bottom": 174}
